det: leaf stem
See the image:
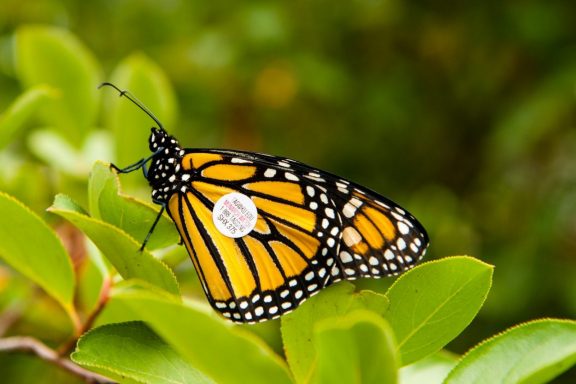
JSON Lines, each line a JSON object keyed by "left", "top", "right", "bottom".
{"left": 58, "top": 275, "right": 112, "bottom": 356}
{"left": 81, "top": 275, "right": 113, "bottom": 334}
{"left": 0, "top": 336, "right": 114, "bottom": 383}
{"left": 0, "top": 301, "right": 25, "bottom": 337}
{"left": 67, "top": 305, "right": 83, "bottom": 336}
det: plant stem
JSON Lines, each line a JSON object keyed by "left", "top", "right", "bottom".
{"left": 0, "top": 301, "right": 24, "bottom": 337}
{"left": 81, "top": 275, "right": 113, "bottom": 334}
{"left": 58, "top": 275, "right": 112, "bottom": 357}
{"left": 0, "top": 336, "right": 114, "bottom": 383}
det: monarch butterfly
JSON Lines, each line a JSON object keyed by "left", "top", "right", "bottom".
{"left": 101, "top": 82, "right": 429, "bottom": 323}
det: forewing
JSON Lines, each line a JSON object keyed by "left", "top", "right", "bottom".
{"left": 168, "top": 150, "right": 341, "bottom": 322}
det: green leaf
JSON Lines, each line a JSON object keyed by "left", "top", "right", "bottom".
{"left": 0, "top": 192, "right": 75, "bottom": 316}
{"left": 88, "top": 161, "right": 179, "bottom": 250}
{"left": 28, "top": 130, "right": 113, "bottom": 178}
{"left": 399, "top": 351, "right": 457, "bottom": 384}
{"left": 48, "top": 194, "right": 180, "bottom": 295}
{"left": 311, "top": 310, "right": 398, "bottom": 384}
{"left": 105, "top": 53, "right": 177, "bottom": 170}
{"left": 15, "top": 25, "right": 101, "bottom": 146}
{"left": 445, "top": 319, "right": 576, "bottom": 384}
{"left": 113, "top": 285, "right": 292, "bottom": 384}
{"left": 281, "top": 282, "right": 389, "bottom": 383}
{"left": 72, "top": 321, "right": 213, "bottom": 384}
{"left": 93, "top": 280, "right": 177, "bottom": 327}
{"left": 0, "top": 85, "right": 56, "bottom": 148}
{"left": 384, "top": 256, "right": 493, "bottom": 365}
{"left": 27, "top": 129, "right": 84, "bottom": 176}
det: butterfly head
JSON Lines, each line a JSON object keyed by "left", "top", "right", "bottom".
{"left": 149, "top": 127, "right": 180, "bottom": 152}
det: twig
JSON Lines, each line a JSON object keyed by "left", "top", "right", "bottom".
{"left": 81, "top": 275, "right": 113, "bottom": 335}
{"left": 58, "top": 275, "right": 113, "bottom": 356}
{"left": 0, "top": 336, "right": 115, "bottom": 383}
{"left": 0, "top": 301, "right": 24, "bottom": 337}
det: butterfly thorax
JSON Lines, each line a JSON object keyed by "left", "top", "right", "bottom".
{"left": 147, "top": 127, "right": 187, "bottom": 204}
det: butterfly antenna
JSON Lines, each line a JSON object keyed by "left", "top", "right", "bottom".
{"left": 99, "top": 82, "right": 164, "bottom": 130}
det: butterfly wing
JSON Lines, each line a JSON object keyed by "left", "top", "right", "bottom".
{"left": 166, "top": 149, "right": 428, "bottom": 323}
{"left": 269, "top": 155, "right": 429, "bottom": 280}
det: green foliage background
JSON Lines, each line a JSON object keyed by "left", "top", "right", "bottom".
{"left": 0, "top": 0, "right": 575, "bottom": 382}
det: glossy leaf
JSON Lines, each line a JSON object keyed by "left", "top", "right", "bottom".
{"left": 15, "top": 25, "right": 101, "bottom": 146}
{"left": 48, "top": 194, "right": 180, "bottom": 295}
{"left": 105, "top": 53, "right": 177, "bottom": 169}
{"left": 281, "top": 282, "right": 389, "bottom": 383}
{"left": 113, "top": 285, "right": 292, "bottom": 384}
{"left": 72, "top": 321, "right": 213, "bottom": 384}
{"left": 0, "top": 85, "right": 56, "bottom": 148}
{"left": 384, "top": 256, "right": 493, "bottom": 365}
{"left": 399, "top": 351, "right": 457, "bottom": 384}
{"left": 445, "top": 319, "right": 576, "bottom": 384}
{"left": 88, "top": 161, "right": 178, "bottom": 250}
{"left": 311, "top": 310, "right": 397, "bottom": 384}
{"left": 0, "top": 192, "right": 75, "bottom": 316}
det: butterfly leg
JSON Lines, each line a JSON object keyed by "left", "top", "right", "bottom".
{"left": 110, "top": 159, "right": 145, "bottom": 174}
{"left": 141, "top": 161, "right": 149, "bottom": 178}
{"left": 110, "top": 148, "right": 164, "bottom": 175}
{"left": 139, "top": 202, "right": 166, "bottom": 251}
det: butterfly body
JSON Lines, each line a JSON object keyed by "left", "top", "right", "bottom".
{"left": 102, "top": 83, "right": 429, "bottom": 324}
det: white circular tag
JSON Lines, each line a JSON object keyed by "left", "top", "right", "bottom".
{"left": 212, "top": 192, "right": 258, "bottom": 238}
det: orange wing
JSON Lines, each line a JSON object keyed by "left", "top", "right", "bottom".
{"left": 166, "top": 149, "right": 428, "bottom": 323}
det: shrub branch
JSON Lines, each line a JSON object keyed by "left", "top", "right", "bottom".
{"left": 0, "top": 336, "right": 113, "bottom": 383}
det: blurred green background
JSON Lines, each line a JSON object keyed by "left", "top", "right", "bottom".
{"left": 0, "top": 0, "right": 575, "bottom": 374}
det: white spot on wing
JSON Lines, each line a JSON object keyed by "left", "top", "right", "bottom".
{"left": 398, "top": 222, "right": 410, "bottom": 235}
{"left": 344, "top": 268, "right": 355, "bottom": 276}
{"left": 350, "top": 197, "right": 363, "bottom": 208}
{"left": 343, "top": 202, "right": 357, "bottom": 218}
{"left": 285, "top": 172, "right": 299, "bottom": 181}
{"left": 231, "top": 158, "right": 251, "bottom": 164}
{"left": 306, "top": 186, "right": 315, "bottom": 197}
{"left": 340, "top": 251, "right": 353, "bottom": 263}
{"left": 343, "top": 227, "right": 362, "bottom": 247}
{"left": 397, "top": 238, "right": 406, "bottom": 250}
